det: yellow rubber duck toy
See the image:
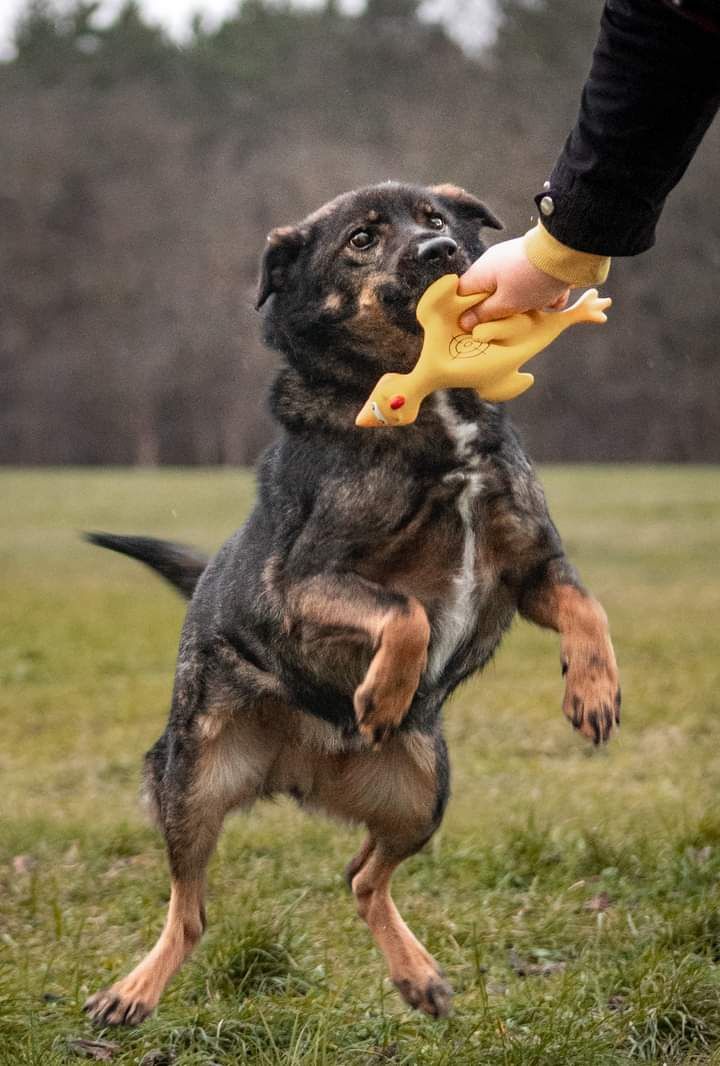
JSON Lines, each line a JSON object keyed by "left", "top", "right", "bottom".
{"left": 355, "top": 273, "right": 611, "bottom": 427}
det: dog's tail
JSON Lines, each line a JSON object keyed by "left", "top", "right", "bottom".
{"left": 84, "top": 532, "right": 209, "bottom": 600}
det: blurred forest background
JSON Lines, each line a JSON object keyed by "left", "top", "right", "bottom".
{"left": 1, "top": 0, "right": 718, "bottom": 466}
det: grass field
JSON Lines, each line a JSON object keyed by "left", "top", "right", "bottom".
{"left": 2, "top": 466, "right": 720, "bottom": 1066}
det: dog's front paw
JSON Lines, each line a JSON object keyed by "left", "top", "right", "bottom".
{"left": 562, "top": 651, "right": 621, "bottom": 745}
{"left": 354, "top": 679, "right": 412, "bottom": 746}
{"left": 354, "top": 663, "right": 422, "bottom": 746}
{"left": 353, "top": 602, "right": 428, "bottom": 746}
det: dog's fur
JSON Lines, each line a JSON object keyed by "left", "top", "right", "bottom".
{"left": 84, "top": 182, "right": 620, "bottom": 1025}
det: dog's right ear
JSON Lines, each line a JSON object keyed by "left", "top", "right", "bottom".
{"left": 256, "top": 226, "right": 308, "bottom": 309}
{"left": 429, "top": 184, "right": 503, "bottom": 231}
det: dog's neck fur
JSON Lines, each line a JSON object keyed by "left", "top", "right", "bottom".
{"left": 270, "top": 360, "right": 509, "bottom": 466}
{"left": 270, "top": 363, "right": 376, "bottom": 436}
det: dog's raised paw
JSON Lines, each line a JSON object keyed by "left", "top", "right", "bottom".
{"left": 563, "top": 656, "right": 621, "bottom": 745}
{"left": 354, "top": 688, "right": 406, "bottom": 747}
{"left": 84, "top": 988, "right": 153, "bottom": 1027}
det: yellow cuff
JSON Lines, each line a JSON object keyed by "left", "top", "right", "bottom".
{"left": 523, "top": 223, "right": 611, "bottom": 287}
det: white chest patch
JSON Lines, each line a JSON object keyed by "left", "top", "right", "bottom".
{"left": 427, "top": 392, "right": 483, "bottom": 682}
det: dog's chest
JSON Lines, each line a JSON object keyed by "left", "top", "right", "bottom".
{"left": 426, "top": 392, "right": 487, "bottom": 682}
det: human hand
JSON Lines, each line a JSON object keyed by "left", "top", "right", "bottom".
{"left": 458, "top": 237, "right": 571, "bottom": 329}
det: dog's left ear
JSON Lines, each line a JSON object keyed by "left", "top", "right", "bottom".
{"left": 430, "top": 184, "right": 503, "bottom": 231}
{"left": 256, "top": 226, "right": 308, "bottom": 309}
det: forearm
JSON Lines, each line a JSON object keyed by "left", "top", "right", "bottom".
{"left": 537, "top": 0, "right": 720, "bottom": 258}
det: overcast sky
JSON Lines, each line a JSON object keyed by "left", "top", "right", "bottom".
{"left": 0, "top": 0, "right": 320, "bottom": 58}
{"left": 0, "top": 0, "right": 499, "bottom": 60}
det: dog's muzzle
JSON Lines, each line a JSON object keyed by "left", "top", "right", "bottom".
{"left": 377, "top": 236, "right": 462, "bottom": 328}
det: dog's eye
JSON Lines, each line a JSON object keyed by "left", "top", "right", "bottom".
{"left": 428, "top": 214, "right": 445, "bottom": 230}
{"left": 349, "top": 230, "right": 375, "bottom": 250}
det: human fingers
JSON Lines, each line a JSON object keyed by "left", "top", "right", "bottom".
{"left": 460, "top": 293, "right": 517, "bottom": 329}
{"left": 459, "top": 237, "right": 572, "bottom": 326}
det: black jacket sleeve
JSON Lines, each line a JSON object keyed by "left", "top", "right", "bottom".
{"left": 537, "top": 0, "right": 720, "bottom": 257}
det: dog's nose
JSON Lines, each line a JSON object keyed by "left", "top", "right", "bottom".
{"left": 416, "top": 236, "right": 458, "bottom": 262}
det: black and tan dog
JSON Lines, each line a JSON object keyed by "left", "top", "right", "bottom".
{"left": 84, "top": 181, "right": 620, "bottom": 1026}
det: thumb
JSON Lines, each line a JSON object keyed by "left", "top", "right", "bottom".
{"left": 457, "top": 257, "right": 496, "bottom": 299}
{"left": 460, "top": 291, "right": 515, "bottom": 329}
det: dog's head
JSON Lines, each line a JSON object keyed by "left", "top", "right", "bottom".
{"left": 257, "top": 182, "right": 502, "bottom": 380}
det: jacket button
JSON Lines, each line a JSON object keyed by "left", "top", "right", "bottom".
{"left": 539, "top": 195, "right": 555, "bottom": 217}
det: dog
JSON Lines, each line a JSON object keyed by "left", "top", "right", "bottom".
{"left": 83, "top": 181, "right": 620, "bottom": 1026}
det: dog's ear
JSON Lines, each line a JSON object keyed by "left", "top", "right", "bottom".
{"left": 256, "top": 226, "right": 308, "bottom": 309}
{"left": 430, "top": 184, "right": 503, "bottom": 231}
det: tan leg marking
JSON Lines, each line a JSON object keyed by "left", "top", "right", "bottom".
{"left": 84, "top": 879, "right": 205, "bottom": 1026}
{"left": 558, "top": 588, "right": 620, "bottom": 743}
{"left": 288, "top": 577, "right": 430, "bottom": 745}
{"left": 303, "top": 732, "right": 451, "bottom": 1017}
{"left": 530, "top": 584, "right": 621, "bottom": 743}
{"left": 86, "top": 705, "right": 282, "bottom": 1026}
{"left": 353, "top": 600, "right": 430, "bottom": 745}
{"left": 351, "top": 849, "right": 452, "bottom": 1018}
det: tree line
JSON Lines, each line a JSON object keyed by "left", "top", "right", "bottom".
{"left": 1, "top": 0, "right": 718, "bottom": 465}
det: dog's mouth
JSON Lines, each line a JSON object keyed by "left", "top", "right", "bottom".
{"left": 374, "top": 264, "right": 465, "bottom": 334}
{"left": 377, "top": 295, "right": 422, "bottom": 338}
{"left": 385, "top": 242, "right": 472, "bottom": 299}
{"left": 378, "top": 278, "right": 415, "bottom": 303}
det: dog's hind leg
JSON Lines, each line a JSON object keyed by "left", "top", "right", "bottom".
{"left": 84, "top": 702, "right": 279, "bottom": 1026}
{"left": 344, "top": 834, "right": 375, "bottom": 889}
{"left": 315, "top": 729, "right": 452, "bottom": 1017}
{"left": 84, "top": 792, "right": 223, "bottom": 1024}
{"left": 352, "top": 841, "right": 452, "bottom": 1018}
{"left": 84, "top": 876, "right": 210, "bottom": 1026}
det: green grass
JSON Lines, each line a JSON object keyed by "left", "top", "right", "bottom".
{"left": 1, "top": 466, "right": 720, "bottom": 1066}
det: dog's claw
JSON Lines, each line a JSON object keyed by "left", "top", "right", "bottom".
{"left": 571, "top": 695, "right": 583, "bottom": 729}
{"left": 84, "top": 990, "right": 153, "bottom": 1027}
{"left": 563, "top": 649, "right": 620, "bottom": 745}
